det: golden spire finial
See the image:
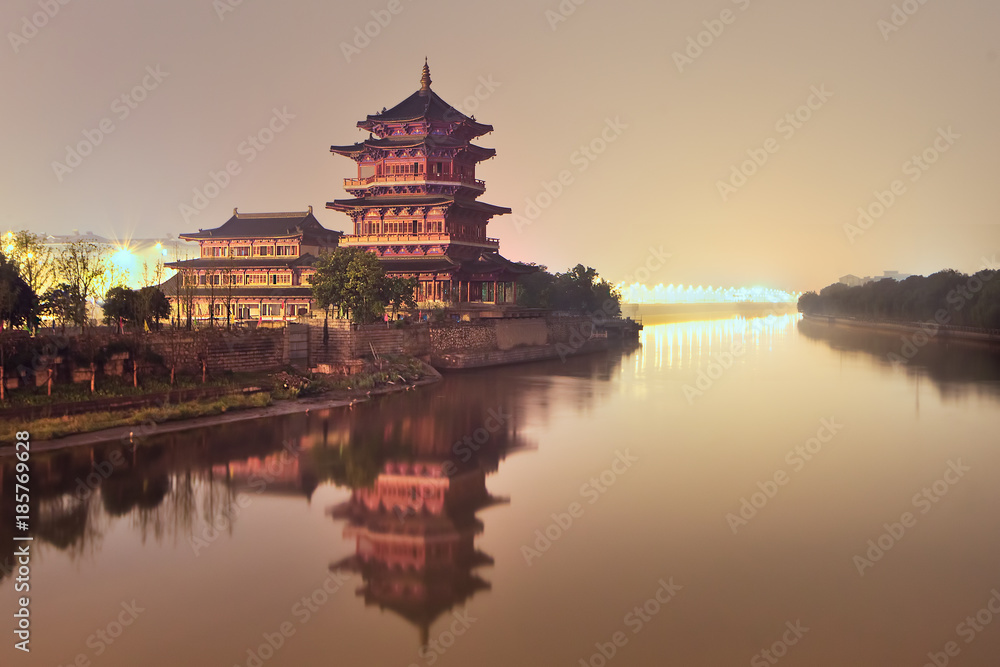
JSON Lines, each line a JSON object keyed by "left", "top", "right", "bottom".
{"left": 420, "top": 58, "right": 432, "bottom": 93}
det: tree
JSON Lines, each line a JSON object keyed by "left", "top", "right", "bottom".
{"left": 8, "top": 230, "right": 56, "bottom": 296}
{"left": 207, "top": 270, "right": 218, "bottom": 328}
{"left": 516, "top": 264, "right": 621, "bottom": 315}
{"left": 102, "top": 286, "right": 170, "bottom": 331}
{"left": 0, "top": 251, "right": 37, "bottom": 330}
{"left": 310, "top": 248, "right": 401, "bottom": 324}
{"left": 103, "top": 286, "right": 134, "bottom": 331}
{"left": 309, "top": 248, "right": 355, "bottom": 319}
{"left": 797, "top": 270, "right": 1000, "bottom": 329}
{"left": 515, "top": 264, "right": 555, "bottom": 308}
{"left": 222, "top": 260, "right": 237, "bottom": 330}
{"left": 136, "top": 286, "right": 170, "bottom": 330}
{"left": 41, "top": 283, "right": 81, "bottom": 332}
{"left": 384, "top": 276, "right": 418, "bottom": 319}
{"left": 181, "top": 273, "right": 195, "bottom": 330}
{"left": 56, "top": 241, "right": 107, "bottom": 329}
{"left": 0, "top": 251, "right": 37, "bottom": 401}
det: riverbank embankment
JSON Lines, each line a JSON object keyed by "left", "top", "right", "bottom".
{"left": 0, "top": 360, "right": 441, "bottom": 452}
{"left": 801, "top": 314, "right": 1000, "bottom": 346}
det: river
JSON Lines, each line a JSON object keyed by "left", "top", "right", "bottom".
{"left": 3, "top": 314, "right": 1000, "bottom": 666}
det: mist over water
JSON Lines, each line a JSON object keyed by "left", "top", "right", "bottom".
{"left": 3, "top": 315, "right": 1000, "bottom": 666}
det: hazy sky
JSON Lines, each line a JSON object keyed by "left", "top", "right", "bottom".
{"left": 2, "top": 0, "right": 998, "bottom": 291}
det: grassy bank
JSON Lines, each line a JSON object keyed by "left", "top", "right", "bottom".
{"left": 0, "top": 392, "right": 273, "bottom": 442}
{"left": 1, "top": 355, "right": 435, "bottom": 444}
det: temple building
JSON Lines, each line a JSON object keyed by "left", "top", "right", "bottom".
{"left": 328, "top": 60, "right": 534, "bottom": 307}
{"left": 163, "top": 207, "right": 341, "bottom": 323}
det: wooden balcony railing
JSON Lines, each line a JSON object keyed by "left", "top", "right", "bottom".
{"left": 344, "top": 173, "right": 486, "bottom": 188}
{"left": 340, "top": 233, "right": 499, "bottom": 246}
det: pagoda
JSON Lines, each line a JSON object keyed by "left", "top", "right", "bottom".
{"left": 328, "top": 60, "right": 534, "bottom": 307}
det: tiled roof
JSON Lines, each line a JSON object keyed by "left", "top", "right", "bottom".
{"left": 328, "top": 196, "right": 510, "bottom": 216}
{"left": 358, "top": 89, "right": 492, "bottom": 138}
{"left": 164, "top": 254, "right": 319, "bottom": 270}
{"left": 179, "top": 209, "right": 342, "bottom": 244}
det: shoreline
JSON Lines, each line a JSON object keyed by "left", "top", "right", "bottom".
{"left": 0, "top": 365, "right": 442, "bottom": 456}
{"left": 800, "top": 314, "right": 1000, "bottom": 346}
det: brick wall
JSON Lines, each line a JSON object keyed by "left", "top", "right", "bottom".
{"left": 147, "top": 329, "right": 286, "bottom": 373}
{"left": 429, "top": 316, "right": 594, "bottom": 353}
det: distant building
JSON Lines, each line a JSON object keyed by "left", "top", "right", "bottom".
{"left": 839, "top": 271, "right": 914, "bottom": 288}
{"left": 35, "top": 231, "right": 183, "bottom": 289}
{"left": 163, "top": 207, "right": 341, "bottom": 323}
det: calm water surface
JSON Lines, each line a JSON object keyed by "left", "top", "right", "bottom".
{"left": 3, "top": 315, "right": 1000, "bottom": 666}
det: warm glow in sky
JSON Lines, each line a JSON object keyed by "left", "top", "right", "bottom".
{"left": 2, "top": 0, "right": 998, "bottom": 293}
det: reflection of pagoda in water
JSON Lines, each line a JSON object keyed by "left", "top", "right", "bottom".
{"left": 329, "top": 459, "right": 506, "bottom": 645}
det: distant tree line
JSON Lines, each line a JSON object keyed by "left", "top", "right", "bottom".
{"left": 798, "top": 269, "right": 1000, "bottom": 329}
{"left": 516, "top": 264, "right": 621, "bottom": 315}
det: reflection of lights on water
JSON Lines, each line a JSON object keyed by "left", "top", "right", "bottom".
{"left": 617, "top": 283, "right": 799, "bottom": 304}
{"left": 633, "top": 315, "right": 799, "bottom": 373}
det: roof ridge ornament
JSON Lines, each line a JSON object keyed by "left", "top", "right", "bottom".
{"left": 419, "top": 58, "right": 431, "bottom": 95}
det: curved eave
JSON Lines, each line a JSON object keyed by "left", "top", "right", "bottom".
{"left": 359, "top": 116, "right": 493, "bottom": 135}
{"left": 330, "top": 144, "right": 366, "bottom": 158}
{"left": 330, "top": 140, "right": 495, "bottom": 161}
{"left": 327, "top": 197, "right": 509, "bottom": 216}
